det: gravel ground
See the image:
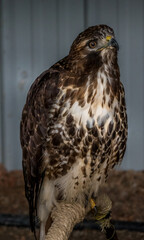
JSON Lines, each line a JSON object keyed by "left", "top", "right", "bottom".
{"left": 0, "top": 227, "right": 144, "bottom": 240}
{"left": 0, "top": 164, "right": 144, "bottom": 239}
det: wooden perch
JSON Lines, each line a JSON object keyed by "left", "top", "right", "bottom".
{"left": 45, "top": 202, "right": 87, "bottom": 240}
{"left": 45, "top": 194, "right": 118, "bottom": 240}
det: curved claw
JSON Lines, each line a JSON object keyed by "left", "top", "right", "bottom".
{"left": 90, "top": 198, "right": 98, "bottom": 216}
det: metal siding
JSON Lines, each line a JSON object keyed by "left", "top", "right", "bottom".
{"left": 2, "top": 0, "right": 18, "bottom": 169}
{"left": 0, "top": 0, "right": 3, "bottom": 164}
{"left": 1, "top": 0, "right": 32, "bottom": 169}
{"left": 30, "top": 0, "right": 59, "bottom": 79}
{"left": 86, "top": 0, "right": 118, "bottom": 32}
{"left": 0, "top": 0, "right": 144, "bottom": 170}
{"left": 117, "top": 0, "right": 131, "bottom": 169}
{"left": 57, "top": 0, "right": 85, "bottom": 59}
{"left": 124, "top": 0, "right": 144, "bottom": 170}
{"left": 118, "top": 0, "right": 144, "bottom": 170}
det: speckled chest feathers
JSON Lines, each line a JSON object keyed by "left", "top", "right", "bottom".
{"left": 20, "top": 25, "right": 128, "bottom": 235}
{"left": 43, "top": 51, "right": 127, "bottom": 195}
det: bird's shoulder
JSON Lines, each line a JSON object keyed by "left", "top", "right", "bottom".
{"left": 26, "top": 56, "right": 69, "bottom": 107}
{"left": 20, "top": 56, "right": 71, "bottom": 141}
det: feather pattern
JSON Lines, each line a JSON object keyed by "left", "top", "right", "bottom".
{"left": 20, "top": 25, "right": 127, "bottom": 239}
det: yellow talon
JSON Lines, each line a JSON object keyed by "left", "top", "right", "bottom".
{"left": 90, "top": 197, "right": 109, "bottom": 221}
{"left": 90, "top": 198, "right": 96, "bottom": 209}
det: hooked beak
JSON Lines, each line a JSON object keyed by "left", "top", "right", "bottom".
{"left": 109, "top": 38, "right": 119, "bottom": 50}
{"left": 96, "top": 36, "right": 119, "bottom": 52}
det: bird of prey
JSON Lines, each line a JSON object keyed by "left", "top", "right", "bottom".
{"left": 20, "top": 25, "right": 127, "bottom": 239}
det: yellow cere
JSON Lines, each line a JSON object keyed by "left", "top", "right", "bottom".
{"left": 106, "top": 35, "right": 112, "bottom": 41}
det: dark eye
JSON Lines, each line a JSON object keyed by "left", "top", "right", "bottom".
{"left": 88, "top": 41, "right": 97, "bottom": 49}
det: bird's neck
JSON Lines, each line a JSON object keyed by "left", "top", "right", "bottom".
{"left": 60, "top": 51, "right": 120, "bottom": 99}
{"left": 67, "top": 50, "right": 119, "bottom": 78}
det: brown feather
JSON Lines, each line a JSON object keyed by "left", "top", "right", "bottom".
{"left": 20, "top": 25, "right": 128, "bottom": 237}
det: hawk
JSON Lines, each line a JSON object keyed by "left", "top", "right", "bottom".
{"left": 20, "top": 25, "right": 127, "bottom": 239}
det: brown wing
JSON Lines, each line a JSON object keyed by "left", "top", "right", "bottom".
{"left": 20, "top": 65, "right": 63, "bottom": 232}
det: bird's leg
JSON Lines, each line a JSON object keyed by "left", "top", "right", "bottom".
{"left": 89, "top": 194, "right": 119, "bottom": 240}
{"left": 90, "top": 194, "right": 112, "bottom": 221}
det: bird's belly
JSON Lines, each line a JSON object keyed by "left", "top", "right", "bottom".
{"left": 54, "top": 157, "right": 103, "bottom": 204}
{"left": 37, "top": 157, "right": 103, "bottom": 223}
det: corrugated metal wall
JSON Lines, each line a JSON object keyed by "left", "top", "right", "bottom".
{"left": 0, "top": 0, "right": 144, "bottom": 170}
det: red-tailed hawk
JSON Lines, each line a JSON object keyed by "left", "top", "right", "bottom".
{"left": 20, "top": 25, "right": 127, "bottom": 239}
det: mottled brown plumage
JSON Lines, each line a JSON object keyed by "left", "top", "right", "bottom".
{"left": 20, "top": 25, "right": 127, "bottom": 239}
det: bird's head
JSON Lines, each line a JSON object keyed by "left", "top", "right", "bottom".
{"left": 69, "top": 25, "right": 119, "bottom": 73}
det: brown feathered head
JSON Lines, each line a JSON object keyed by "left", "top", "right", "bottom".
{"left": 70, "top": 25, "right": 119, "bottom": 54}
{"left": 69, "top": 25, "right": 119, "bottom": 73}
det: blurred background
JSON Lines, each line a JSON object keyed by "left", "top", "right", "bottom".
{"left": 0, "top": 1, "right": 144, "bottom": 240}
{"left": 0, "top": 0, "right": 144, "bottom": 170}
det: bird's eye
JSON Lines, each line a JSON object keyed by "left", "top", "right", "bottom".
{"left": 88, "top": 41, "right": 97, "bottom": 49}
